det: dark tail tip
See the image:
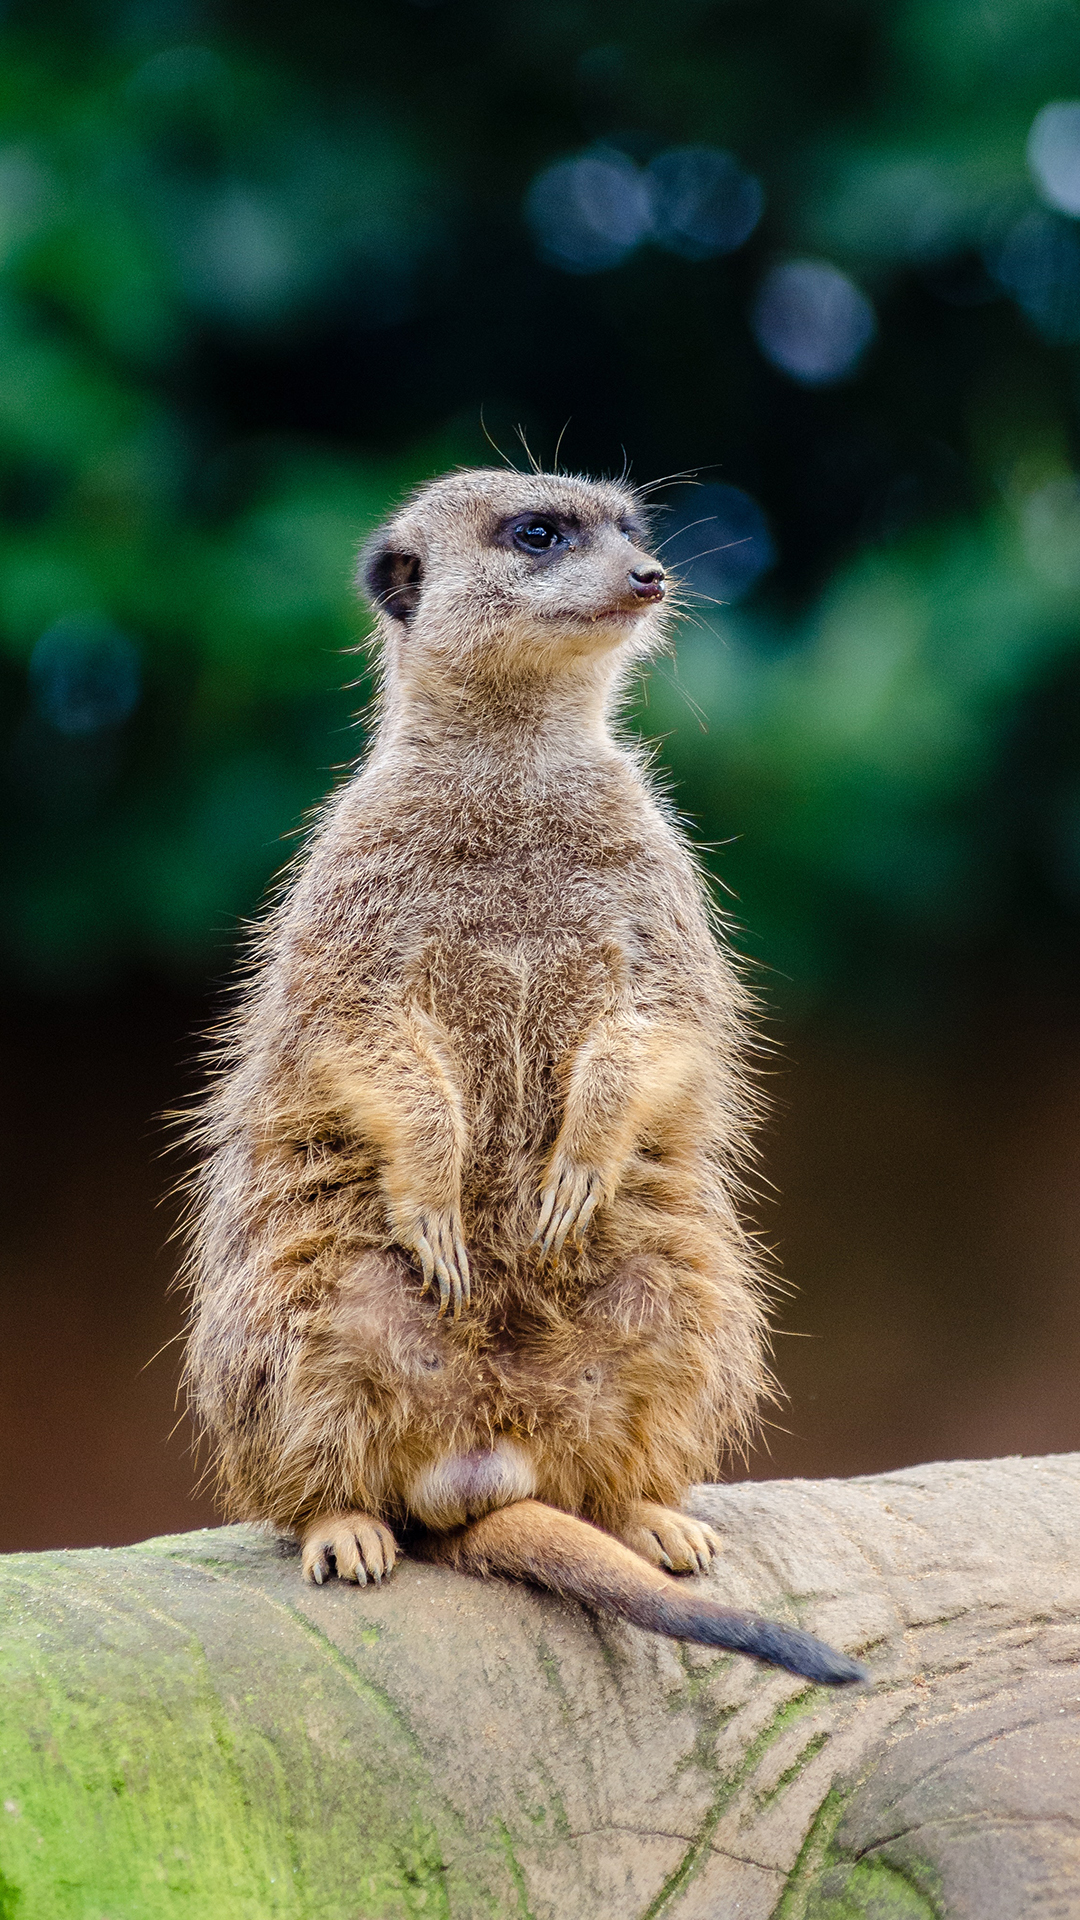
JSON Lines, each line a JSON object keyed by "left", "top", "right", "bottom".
{"left": 656, "top": 1597, "right": 869, "bottom": 1685}
{"left": 731, "top": 1618, "right": 870, "bottom": 1686}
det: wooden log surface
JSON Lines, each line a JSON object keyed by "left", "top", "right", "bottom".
{"left": 2, "top": 1454, "right": 1079, "bottom": 1918}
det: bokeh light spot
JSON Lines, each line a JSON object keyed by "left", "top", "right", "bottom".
{"left": 29, "top": 616, "right": 141, "bottom": 736}
{"left": 1020, "top": 476, "right": 1080, "bottom": 588}
{"left": 127, "top": 44, "right": 228, "bottom": 99}
{"left": 750, "top": 259, "right": 876, "bottom": 385}
{"left": 182, "top": 187, "right": 299, "bottom": 318}
{"left": 1028, "top": 100, "right": 1080, "bottom": 219}
{"left": 990, "top": 208, "right": 1080, "bottom": 343}
{"left": 0, "top": 148, "right": 51, "bottom": 266}
{"left": 525, "top": 152, "right": 652, "bottom": 274}
{"left": 647, "top": 147, "right": 764, "bottom": 262}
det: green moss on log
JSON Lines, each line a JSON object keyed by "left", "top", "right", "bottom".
{"left": 0, "top": 1532, "right": 514, "bottom": 1918}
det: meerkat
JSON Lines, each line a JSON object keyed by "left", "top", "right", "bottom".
{"left": 182, "top": 466, "right": 865, "bottom": 1686}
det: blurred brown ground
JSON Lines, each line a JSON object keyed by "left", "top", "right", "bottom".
{"left": 2, "top": 983, "right": 1078, "bottom": 1552}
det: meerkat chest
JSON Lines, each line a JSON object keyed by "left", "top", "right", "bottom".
{"left": 401, "top": 788, "right": 659, "bottom": 1064}
{"left": 437, "top": 844, "right": 627, "bottom": 945}
{"left": 415, "top": 865, "right": 630, "bottom": 1077}
{"left": 318, "top": 768, "right": 710, "bottom": 1025}
{"left": 422, "top": 777, "right": 657, "bottom": 939}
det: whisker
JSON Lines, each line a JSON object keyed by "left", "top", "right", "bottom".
{"left": 553, "top": 417, "right": 571, "bottom": 474}
{"left": 647, "top": 658, "right": 711, "bottom": 730}
{"left": 653, "top": 514, "right": 718, "bottom": 553}
{"left": 636, "top": 472, "right": 703, "bottom": 498}
{"left": 636, "top": 461, "right": 723, "bottom": 498}
{"left": 515, "top": 422, "right": 543, "bottom": 475}
{"left": 669, "top": 607, "right": 714, "bottom": 635}
{"left": 677, "top": 588, "right": 732, "bottom": 610}
{"left": 674, "top": 536, "right": 753, "bottom": 566}
{"left": 479, "top": 406, "right": 518, "bottom": 471}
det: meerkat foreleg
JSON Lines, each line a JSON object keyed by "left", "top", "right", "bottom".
{"left": 535, "top": 1014, "right": 701, "bottom": 1257}
{"left": 317, "top": 1006, "right": 471, "bottom": 1315}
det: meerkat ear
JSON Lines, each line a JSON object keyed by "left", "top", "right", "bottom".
{"left": 361, "top": 542, "right": 424, "bottom": 623}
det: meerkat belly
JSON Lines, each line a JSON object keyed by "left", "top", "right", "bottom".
{"left": 363, "top": 1245, "right": 720, "bottom": 1528}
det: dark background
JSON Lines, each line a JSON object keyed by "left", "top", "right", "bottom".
{"left": 3, "top": 0, "right": 1080, "bottom": 1551}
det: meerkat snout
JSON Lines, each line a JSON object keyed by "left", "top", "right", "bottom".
{"left": 629, "top": 563, "right": 665, "bottom": 603}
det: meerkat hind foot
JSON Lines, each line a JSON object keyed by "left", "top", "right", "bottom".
{"left": 615, "top": 1503, "right": 723, "bottom": 1576}
{"left": 301, "top": 1511, "right": 398, "bottom": 1587}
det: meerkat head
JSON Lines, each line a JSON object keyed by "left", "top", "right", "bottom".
{"left": 359, "top": 468, "right": 669, "bottom": 699}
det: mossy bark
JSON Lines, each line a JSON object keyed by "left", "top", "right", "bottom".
{"left": 2, "top": 1456, "right": 1079, "bottom": 1918}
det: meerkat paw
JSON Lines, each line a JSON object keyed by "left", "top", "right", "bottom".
{"left": 301, "top": 1511, "right": 399, "bottom": 1587}
{"left": 399, "top": 1208, "right": 471, "bottom": 1317}
{"left": 533, "top": 1156, "right": 605, "bottom": 1258}
{"left": 614, "top": 1503, "right": 723, "bottom": 1576}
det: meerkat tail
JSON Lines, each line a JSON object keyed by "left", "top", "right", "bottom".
{"left": 421, "top": 1499, "right": 867, "bottom": 1686}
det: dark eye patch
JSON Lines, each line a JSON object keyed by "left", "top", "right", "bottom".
{"left": 493, "top": 509, "right": 580, "bottom": 556}
{"left": 514, "top": 518, "right": 561, "bottom": 552}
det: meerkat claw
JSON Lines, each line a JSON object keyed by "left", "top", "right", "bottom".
{"left": 404, "top": 1211, "right": 471, "bottom": 1316}
{"left": 456, "top": 1240, "right": 472, "bottom": 1311}
{"left": 415, "top": 1235, "right": 436, "bottom": 1296}
{"left": 535, "top": 1163, "right": 604, "bottom": 1258}
{"left": 533, "top": 1189, "right": 556, "bottom": 1245}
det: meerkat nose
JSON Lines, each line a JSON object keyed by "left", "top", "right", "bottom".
{"left": 629, "top": 566, "right": 666, "bottom": 603}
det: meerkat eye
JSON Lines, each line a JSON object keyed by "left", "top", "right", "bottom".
{"left": 513, "top": 518, "right": 562, "bottom": 553}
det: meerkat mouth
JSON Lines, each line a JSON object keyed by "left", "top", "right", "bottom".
{"left": 538, "top": 600, "right": 660, "bottom": 626}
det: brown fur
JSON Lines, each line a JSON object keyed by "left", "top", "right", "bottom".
{"left": 180, "top": 467, "right": 864, "bottom": 1685}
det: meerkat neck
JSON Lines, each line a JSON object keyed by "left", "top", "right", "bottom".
{"left": 380, "top": 651, "right": 626, "bottom": 763}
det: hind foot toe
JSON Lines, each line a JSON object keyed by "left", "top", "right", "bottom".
{"left": 301, "top": 1511, "right": 398, "bottom": 1586}
{"left": 615, "top": 1503, "right": 723, "bottom": 1576}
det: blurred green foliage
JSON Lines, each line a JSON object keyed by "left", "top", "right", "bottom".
{"left": 3, "top": 0, "right": 1080, "bottom": 1017}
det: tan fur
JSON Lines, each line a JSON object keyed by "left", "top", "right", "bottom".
{"left": 182, "top": 465, "right": 773, "bottom": 1597}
